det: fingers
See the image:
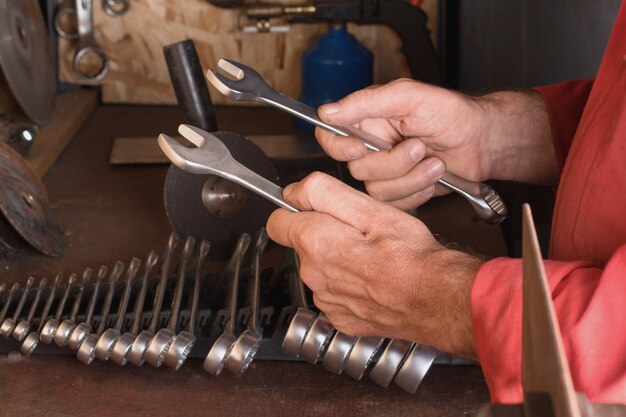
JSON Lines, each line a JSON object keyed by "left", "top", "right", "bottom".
{"left": 384, "top": 186, "right": 436, "bottom": 211}
{"left": 362, "top": 156, "right": 446, "bottom": 200}
{"left": 281, "top": 172, "right": 388, "bottom": 233}
{"left": 315, "top": 128, "right": 369, "bottom": 161}
{"left": 267, "top": 206, "right": 362, "bottom": 261}
{"left": 345, "top": 139, "right": 428, "bottom": 181}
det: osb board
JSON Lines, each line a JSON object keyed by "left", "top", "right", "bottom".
{"left": 58, "top": 0, "right": 437, "bottom": 105}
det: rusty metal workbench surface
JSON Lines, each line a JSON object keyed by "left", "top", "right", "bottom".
{"left": 0, "top": 105, "right": 498, "bottom": 416}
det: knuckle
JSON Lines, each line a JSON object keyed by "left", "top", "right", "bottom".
{"left": 300, "top": 171, "right": 327, "bottom": 194}
{"left": 300, "top": 263, "right": 323, "bottom": 293}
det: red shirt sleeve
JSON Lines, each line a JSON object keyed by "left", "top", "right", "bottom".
{"left": 471, "top": 244, "right": 626, "bottom": 404}
{"left": 533, "top": 79, "right": 594, "bottom": 170}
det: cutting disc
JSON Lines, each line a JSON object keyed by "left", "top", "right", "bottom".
{"left": 0, "top": 140, "right": 48, "bottom": 201}
{"left": 164, "top": 131, "right": 279, "bottom": 259}
{"left": 0, "top": 158, "right": 63, "bottom": 257}
{"left": 0, "top": 211, "right": 28, "bottom": 257}
{"left": 0, "top": 0, "right": 56, "bottom": 124}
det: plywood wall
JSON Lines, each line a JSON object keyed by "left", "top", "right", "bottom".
{"left": 58, "top": 0, "right": 437, "bottom": 105}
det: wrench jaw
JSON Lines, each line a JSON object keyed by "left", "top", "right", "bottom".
{"left": 157, "top": 133, "right": 219, "bottom": 176}
{"left": 282, "top": 308, "right": 317, "bottom": 357}
{"left": 225, "top": 330, "right": 263, "bottom": 376}
{"left": 203, "top": 333, "right": 237, "bottom": 376}
{"left": 343, "top": 336, "right": 386, "bottom": 380}
{"left": 205, "top": 70, "right": 248, "bottom": 101}
{"left": 322, "top": 332, "right": 358, "bottom": 375}
{"left": 206, "top": 58, "right": 270, "bottom": 102}
{"left": 299, "top": 313, "right": 336, "bottom": 365}
{"left": 164, "top": 331, "right": 196, "bottom": 370}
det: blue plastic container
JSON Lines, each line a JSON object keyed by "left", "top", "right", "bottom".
{"left": 295, "top": 25, "right": 373, "bottom": 132}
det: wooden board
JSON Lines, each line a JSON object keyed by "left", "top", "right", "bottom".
{"left": 58, "top": 0, "right": 437, "bottom": 105}
{"left": 25, "top": 90, "right": 98, "bottom": 177}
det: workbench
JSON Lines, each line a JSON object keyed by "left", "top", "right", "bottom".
{"left": 0, "top": 104, "right": 503, "bottom": 416}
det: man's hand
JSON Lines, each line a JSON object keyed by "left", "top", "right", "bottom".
{"left": 267, "top": 172, "right": 483, "bottom": 358}
{"left": 316, "top": 79, "right": 558, "bottom": 211}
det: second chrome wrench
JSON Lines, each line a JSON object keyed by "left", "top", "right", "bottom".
{"left": 206, "top": 58, "right": 507, "bottom": 224}
{"left": 159, "top": 124, "right": 299, "bottom": 213}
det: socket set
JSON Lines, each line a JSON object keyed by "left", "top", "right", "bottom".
{"left": 0, "top": 229, "right": 461, "bottom": 393}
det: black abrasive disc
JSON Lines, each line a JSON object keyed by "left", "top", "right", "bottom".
{"left": 164, "top": 131, "right": 279, "bottom": 259}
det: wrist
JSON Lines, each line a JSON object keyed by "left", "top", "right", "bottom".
{"left": 473, "top": 90, "right": 558, "bottom": 185}
{"left": 416, "top": 248, "right": 482, "bottom": 359}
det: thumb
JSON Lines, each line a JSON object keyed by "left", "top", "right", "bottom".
{"left": 318, "top": 79, "right": 429, "bottom": 125}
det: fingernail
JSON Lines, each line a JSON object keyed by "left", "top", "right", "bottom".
{"left": 408, "top": 143, "right": 424, "bottom": 161}
{"left": 427, "top": 159, "right": 446, "bottom": 178}
{"left": 283, "top": 183, "right": 294, "bottom": 199}
{"left": 321, "top": 103, "right": 339, "bottom": 115}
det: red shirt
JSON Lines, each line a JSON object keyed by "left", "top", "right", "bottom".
{"left": 471, "top": 2, "right": 626, "bottom": 404}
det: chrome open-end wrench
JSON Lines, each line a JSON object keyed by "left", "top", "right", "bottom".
{"left": 164, "top": 240, "right": 210, "bottom": 370}
{"left": 159, "top": 124, "right": 298, "bottom": 213}
{"left": 95, "top": 257, "right": 141, "bottom": 361}
{"left": 111, "top": 251, "right": 159, "bottom": 366}
{"left": 13, "top": 278, "right": 47, "bottom": 342}
{"left": 110, "top": 250, "right": 159, "bottom": 366}
{"left": 0, "top": 283, "right": 20, "bottom": 329}
{"left": 145, "top": 236, "right": 196, "bottom": 368}
{"left": 40, "top": 273, "right": 78, "bottom": 344}
{"left": 127, "top": 233, "right": 180, "bottom": 367}
{"left": 21, "top": 274, "right": 63, "bottom": 356}
{"left": 0, "top": 278, "right": 34, "bottom": 337}
{"left": 77, "top": 261, "right": 124, "bottom": 364}
{"left": 206, "top": 59, "right": 507, "bottom": 225}
{"left": 203, "top": 233, "right": 251, "bottom": 376}
{"left": 68, "top": 266, "right": 106, "bottom": 351}
{"left": 54, "top": 268, "right": 92, "bottom": 347}
{"left": 281, "top": 251, "right": 317, "bottom": 358}
{"left": 224, "top": 228, "right": 269, "bottom": 375}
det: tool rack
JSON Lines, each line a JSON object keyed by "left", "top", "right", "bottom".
{"left": 0, "top": 105, "right": 505, "bottom": 416}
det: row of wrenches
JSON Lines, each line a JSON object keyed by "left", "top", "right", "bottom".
{"left": 0, "top": 229, "right": 271, "bottom": 375}
{"left": 0, "top": 228, "right": 437, "bottom": 392}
